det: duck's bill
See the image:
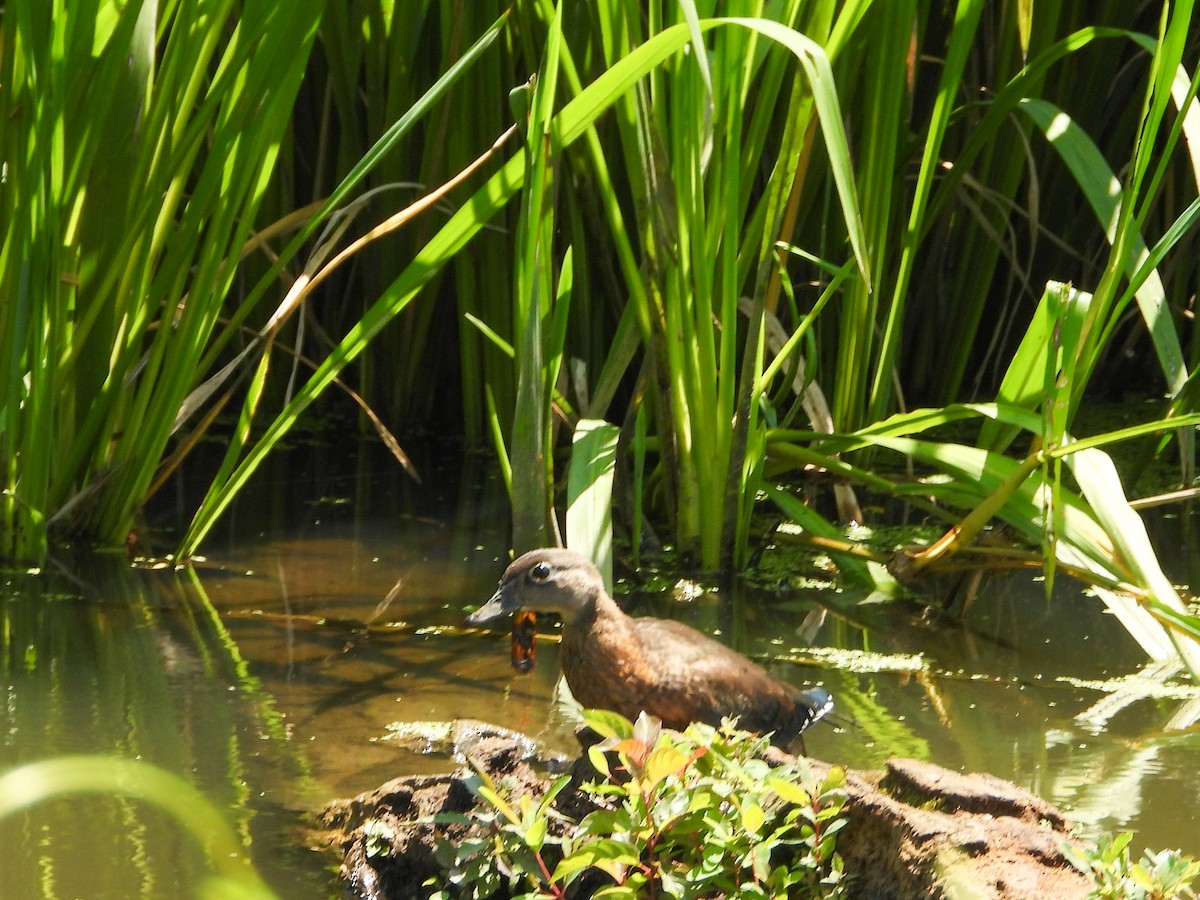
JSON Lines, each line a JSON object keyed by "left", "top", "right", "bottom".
{"left": 464, "top": 586, "right": 516, "bottom": 626}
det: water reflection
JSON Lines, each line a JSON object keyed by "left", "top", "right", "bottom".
{"left": 2, "top": 440, "right": 1198, "bottom": 898}
{"left": 0, "top": 559, "right": 322, "bottom": 898}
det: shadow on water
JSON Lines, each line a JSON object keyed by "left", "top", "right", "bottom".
{"left": 3, "top": 436, "right": 1199, "bottom": 896}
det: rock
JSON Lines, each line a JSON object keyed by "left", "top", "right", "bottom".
{"left": 811, "top": 757, "right": 1090, "bottom": 899}
{"left": 314, "top": 721, "right": 1091, "bottom": 900}
{"left": 317, "top": 721, "right": 569, "bottom": 900}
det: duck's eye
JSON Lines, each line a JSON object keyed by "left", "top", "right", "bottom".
{"left": 529, "top": 562, "right": 551, "bottom": 583}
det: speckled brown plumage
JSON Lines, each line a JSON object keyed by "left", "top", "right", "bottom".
{"left": 465, "top": 548, "right": 832, "bottom": 752}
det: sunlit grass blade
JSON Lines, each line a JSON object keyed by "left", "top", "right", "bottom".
{"left": 859, "top": 0, "right": 975, "bottom": 426}
{"left": 509, "top": 2, "right": 565, "bottom": 553}
{"left": 0, "top": 756, "right": 276, "bottom": 899}
{"left": 560, "top": 9, "right": 871, "bottom": 567}
{"left": 1069, "top": 447, "right": 1200, "bottom": 674}
{"left": 567, "top": 420, "right": 620, "bottom": 591}
{"left": 1016, "top": 99, "right": 1187, "bottom": 399}
{"left": 0, "top": 0, "right": 326, "bottom": 560}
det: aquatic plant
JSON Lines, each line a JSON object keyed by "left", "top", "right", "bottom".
{"left": 1064, "top": 831, "right": 1200, "bottom": 900}
{"left": 0, "top": 2, "right": 515, "bottom": 562}
{"left": 489, "top": 2, "right": 1200, "bottom": 668}
{"left": 0, "top": 0, "right": 324, "bottom": 561}
{"left": 430, "top": 710, "right": 848, "bottom": 899}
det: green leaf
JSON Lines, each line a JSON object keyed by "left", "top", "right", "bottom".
{"left": 587, "top": 745, "right": 612, "bottom": 779}
{"left": 822, "top": 765, "right": 847, "bottom": 792}
{"left": 1069, "top": 448, "right": 1200, "bottom": 674}
{"left": 541, "top": 775, "right": 573, "bottom": 810}
{"left": 981, "top": 282, "right": 1091, "bottom": 454}
{"left": 1017, "top": 99, "right": 1187, "bottom": 397}
{"left": 581, "top": 708, "right": 634, "bottom": 740}
{"left": 474, "top": 783, "right": 521, "bottom": 827}
{"left": 524, "top": 814, "right": 548, "bottom": 852}
{"left": 767, "top": 776, "right": 811, "bottom": 807}
{"left": 644, "top": 744, "right": 692, "bottom": 789}
{"left": 740, "top": 800, "right": 766, "bottom": 835}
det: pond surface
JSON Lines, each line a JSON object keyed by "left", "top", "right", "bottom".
{"left": 2, "top": 438, "right": 1199, "bottom": 897}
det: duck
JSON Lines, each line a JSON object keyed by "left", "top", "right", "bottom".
{"left": 464, "top": 548, "right": 833, "bottom": 753}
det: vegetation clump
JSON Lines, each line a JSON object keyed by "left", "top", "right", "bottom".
{"left": 1064, "top": 831, "right": 1200, "bottom": 900}
{"left": 430, "top": 711, "right": 849, "bottom": 899}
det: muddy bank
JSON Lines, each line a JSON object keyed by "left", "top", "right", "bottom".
{"left": 315, "top": 720, "right": 1091, "bottom": 899}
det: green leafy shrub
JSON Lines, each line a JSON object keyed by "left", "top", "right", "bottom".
{"left": 1064, "top": 832, "right": 1200, "bottom": 900}
{"left": 430, "top": 710, "right": 848, "bottom": 899}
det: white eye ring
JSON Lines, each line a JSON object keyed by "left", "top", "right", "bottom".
{"left": 530, "top": 562, "right": 551, "bottom": 583}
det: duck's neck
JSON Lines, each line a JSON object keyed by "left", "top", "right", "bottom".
{"left": 560, "top": 587, "right": 626, "bottom": 636}
{"left": 559, "top": 590, "right": 647, "bottom": 709}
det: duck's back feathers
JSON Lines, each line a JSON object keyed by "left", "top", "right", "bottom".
{"left": 560, "top": 606, "right": 829, "bottom": 749}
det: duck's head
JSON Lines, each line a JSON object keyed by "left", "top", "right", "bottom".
{"left": 464, "top": 548, "right": 603, "bottom": 626}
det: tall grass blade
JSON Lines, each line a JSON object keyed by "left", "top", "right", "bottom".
{"left": 567, "top": 420, "right": 620, "bottom": 592}
{"left": 1069, "top": 447, "right": 1200, "bottom": 674}
{"left": 509, "top": 3, "right": 565, "bottom": 553}
{"left": 0, "top": 0, "right": 326, "bottom": 560}
{"left": 868, "top": 0, "right": 982, "bottom": 423}
{"left": 0, "top": 756, "right": 276, "bottom": 899}
{"left": 1016, "top": 99, "right": 1187, "bottom": 398}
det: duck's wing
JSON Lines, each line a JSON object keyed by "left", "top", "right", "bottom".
{"left": 627, "top": 617, "right": 828, "bottom": 738}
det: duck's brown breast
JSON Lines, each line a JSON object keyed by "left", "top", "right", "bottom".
{"left": 559, "top": 599, "right": 656, "bottom": 721}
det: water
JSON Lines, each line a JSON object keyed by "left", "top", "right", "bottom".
{"left": 2, "top": 439, "right": 1198, "bottom": 897}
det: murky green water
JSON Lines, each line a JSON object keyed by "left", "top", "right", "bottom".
{"left": 2, "top": 440, "right": 1198, "bottom": 897}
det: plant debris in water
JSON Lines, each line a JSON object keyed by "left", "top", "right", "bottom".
{"left": 800, "top": 647, "right": 927, "bottom": 674}
{"left": 1059, "top": 673, "right": 1200, "bottom": 701}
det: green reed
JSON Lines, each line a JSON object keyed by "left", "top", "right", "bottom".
{"left": 175, "top": 11, "right": 514, "bottom": 556}
{"left": 0, "top": 0, "right": 325, "bottom": 561}
{"left": 5, "top": 2, "right": 1200, "bottom": 670}
{"left": 745, "top": 3, "right": 1200, "bottom": 665}
{"left": 556, "top": 0, "right": 871, "bottom": 570}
